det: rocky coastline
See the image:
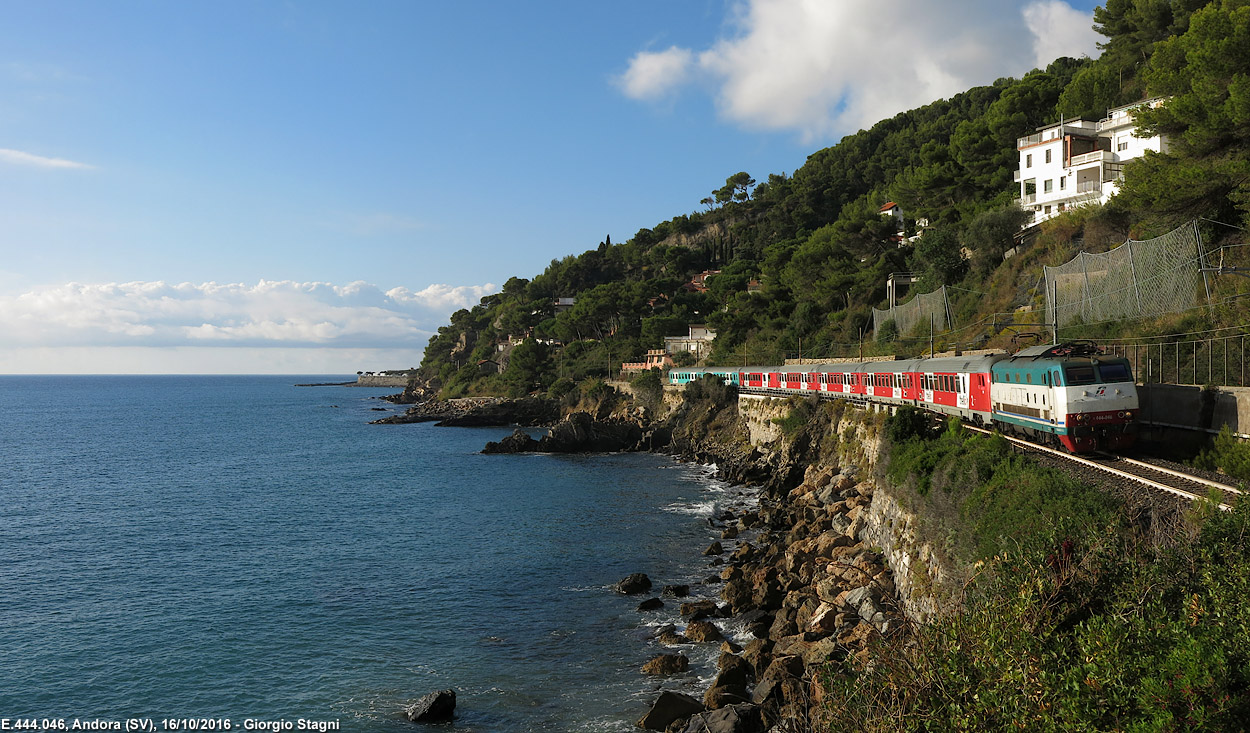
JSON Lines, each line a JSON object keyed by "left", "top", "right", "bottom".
{"left": 450, "top": 390, "right": 906, "bottom": 732}
{"left": 370, "top": 395, "right": 560, "bottom": 427}
{"left": 372, "top": 379, "right": 909, "bottom": 731}
{"left": 621, "top": 443, "right": 899, "bottom": 731}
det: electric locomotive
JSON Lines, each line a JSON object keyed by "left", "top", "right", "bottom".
{"left": 989, "top": 341, "right": 1137, "bottom": 451}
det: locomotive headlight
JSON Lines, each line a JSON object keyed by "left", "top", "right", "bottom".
{"left": 1118, "top": 411, "right": 1126, "bottom": 418}
{"left": 1077, "top": 413, "right": 1088, "bottom": 423}
{"left": 1124, "top": 411, "right": 1133, "bottom": 420}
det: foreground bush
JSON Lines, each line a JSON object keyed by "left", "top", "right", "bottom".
{"left": 819, "top": 499, "right": 1250, "bottom": 732}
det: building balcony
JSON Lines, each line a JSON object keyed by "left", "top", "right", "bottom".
{"left": 1075, "top": 180, "right": 1102, "bottom": 195}
{"left": 1019, "top": 193, "right": 1037, "bottom": 205}
{"left": 1017, "top": 132, "right": 1045, "bottom": 148}
{"left": 1070, "top": 150, "right": 1115, "bottom": 168}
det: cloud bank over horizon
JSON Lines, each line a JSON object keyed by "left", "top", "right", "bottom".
{"left": 0, "top": 279, "right": 498, "bottom": 373}
{"left": 618, "top": 0, "right": 1101, "bottom": 141}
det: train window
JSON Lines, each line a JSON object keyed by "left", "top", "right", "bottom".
{"left": 1026, "top": 373, "right": 1032, "bottom": 383}
{"left": 1098, "top": 363, "right": 1131, "bottom": 382}
{"left": 1065, "top": 365, "right": 1096, "bottom": 385}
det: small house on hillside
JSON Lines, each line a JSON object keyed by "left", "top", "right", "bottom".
{"left": 682, "top": 270, "right": 721, "bottom": 293}
{"left": 879, "top": 201, "right": 903, "bottom": 226}
{"left": 620, "top": 349, "right": 673, "bottom": 376}
{"left": 664, "top": 324, "right": 717, "bottom": 359}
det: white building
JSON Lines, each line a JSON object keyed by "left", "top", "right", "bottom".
{"left": 1015, "top": 98, "right": 1169, "bottom": 227}
{"left": 664, "top": 324, "right": 717, "bottom": 359}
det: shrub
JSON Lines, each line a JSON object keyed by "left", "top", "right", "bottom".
{"left": 1194, "top": 426, "right": 1250, "bottom": 482}
{"left": 818, "top": 501, "right": 1250, "bottom": 732}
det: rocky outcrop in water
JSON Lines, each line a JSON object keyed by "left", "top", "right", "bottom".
{"left": 614, "top": 573, "right": 652, "bottom": 594}
{"left": 371, "top": 396, "right": 559, "bottom": 426}
{"left": 404, "top": 689, "right": 456, "bottom": 723}
{"left": 481, "top": 411, "right": 667, "bottom": 453}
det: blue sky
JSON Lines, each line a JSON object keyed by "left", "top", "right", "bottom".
{"left": 0, "top": 0, "right": 1102, "bottom": 373}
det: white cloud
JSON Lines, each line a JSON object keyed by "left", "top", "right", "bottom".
{"left": 616, "top": 46, "right": 696, "bottom": 100}
{"left": 0, "top": 147, "right": 94, "bottom": 170}
{"left": 0, "top": 346, "right": 429, "bottom": 375}
{"left": 0, "top": 279, "right": 499, "bottom": 350}
{"left": 619, "top": 0, "right": 1100, "bottom": 141}
{"left": 1023, "top": 0, "right": 1101, "bottom": 69}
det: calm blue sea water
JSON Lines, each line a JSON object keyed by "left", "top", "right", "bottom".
{"left": 0, "top": 376, "right": 754, "bottom": 731}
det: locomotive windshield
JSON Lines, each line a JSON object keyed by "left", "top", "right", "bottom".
{"left": 1064, "top": 365, "right": 1097, "bottom": 385}
{"left": 1098, "top": 362, "right": 1132, "bottom": 382}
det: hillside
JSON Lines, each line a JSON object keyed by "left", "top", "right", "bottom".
{"left": 419, "top": 0, "right": 1250, "bottom": 399}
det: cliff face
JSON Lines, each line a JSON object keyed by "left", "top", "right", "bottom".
{"left": 729, "top": 396, "right": 956, "bottom": 625}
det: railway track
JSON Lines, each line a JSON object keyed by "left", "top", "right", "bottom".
{"left": 964, "top": 425, "right": 1243, "bottom": 511}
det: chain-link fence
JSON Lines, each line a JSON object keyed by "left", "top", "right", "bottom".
{"left": 873, "top": 285, "right": 951, "bottom": 337}
{"left": 1045, "top": 221, "right": 1209, "bottom": 328}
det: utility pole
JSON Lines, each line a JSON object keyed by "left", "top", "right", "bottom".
{"left": 1051, "top": 279, "right": 1058, "bottom": 345}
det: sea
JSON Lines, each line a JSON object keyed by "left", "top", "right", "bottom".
{"left": 0, "top": 376, "right": 759, "bottom": 732}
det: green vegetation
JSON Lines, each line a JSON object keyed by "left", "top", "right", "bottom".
{"left": 820, "top": 497, "right": 1250, "bottom": 732}
{"left": 417, "top": 0, "right": 1249, "bottom": 400}
{"left": 884, "top": 409, "right": 1117, "bottom": 562}
{"left": 771, "top": 396, "right": 822, "bottom": 438}
{"left": 1195, "top": 426, "right": 1250, "bottom": 481}
{"left": 817, "top": 409, "right": 1250, "bottom": 732}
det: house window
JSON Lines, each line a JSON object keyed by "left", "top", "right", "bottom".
{"left": 1026, "top": 153, "right": 1032, "bottom": 168}
{"left": 1044, "top": 179, "right": 1053, "bottom": 193}
{"left": 1059, "top": 176, "right": 1065, "bottom": 190}
{"left": 1117, "top": 140, "right": 1129, "bottom": 151}
{"left": 1044, "top": 205, "right": 1052, "bottom": 214}
{"left": 1045, "top": 149, "right": 1052, "bottom": 164}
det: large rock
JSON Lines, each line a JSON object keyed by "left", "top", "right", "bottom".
{"left": 641, "top": 653, "right": 689, "bottom": 675}
{"left": 680, "top": 599, "right": 719, "bottom": 620}
{"left": 721, "top": 577, "right": 754, "bottom": 614}
{"left": 637, "top": 691, "right": 705, "bottom": 731}
{"left": 703, "top": 683, "right": 752, "bottom": 710}
{"left": 714, "top": 653, "right": 754, "bottom": 688}
{"left": 615, "top": 573, "right": 652, "bottom": 594}
{"left": 481, "top": 428, "right": 540, "bottom": 454}
{"left": 681, "top": 703, "right": 764, "bottom": 733}
{"left": 535, "top": 411, "right": 644, "bottom": 452}
{"left": 841, "top": 585, "right": 888, "bottom": 631}
{"left": 685, "top": 620, "right": 724, "bottom": 642}
{"left": 404, "top": 689, "right": 455, "bottom": 723}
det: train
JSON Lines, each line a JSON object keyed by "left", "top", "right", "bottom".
{"left": 668, "top": 340, "right": 1139, "bottom": 453}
